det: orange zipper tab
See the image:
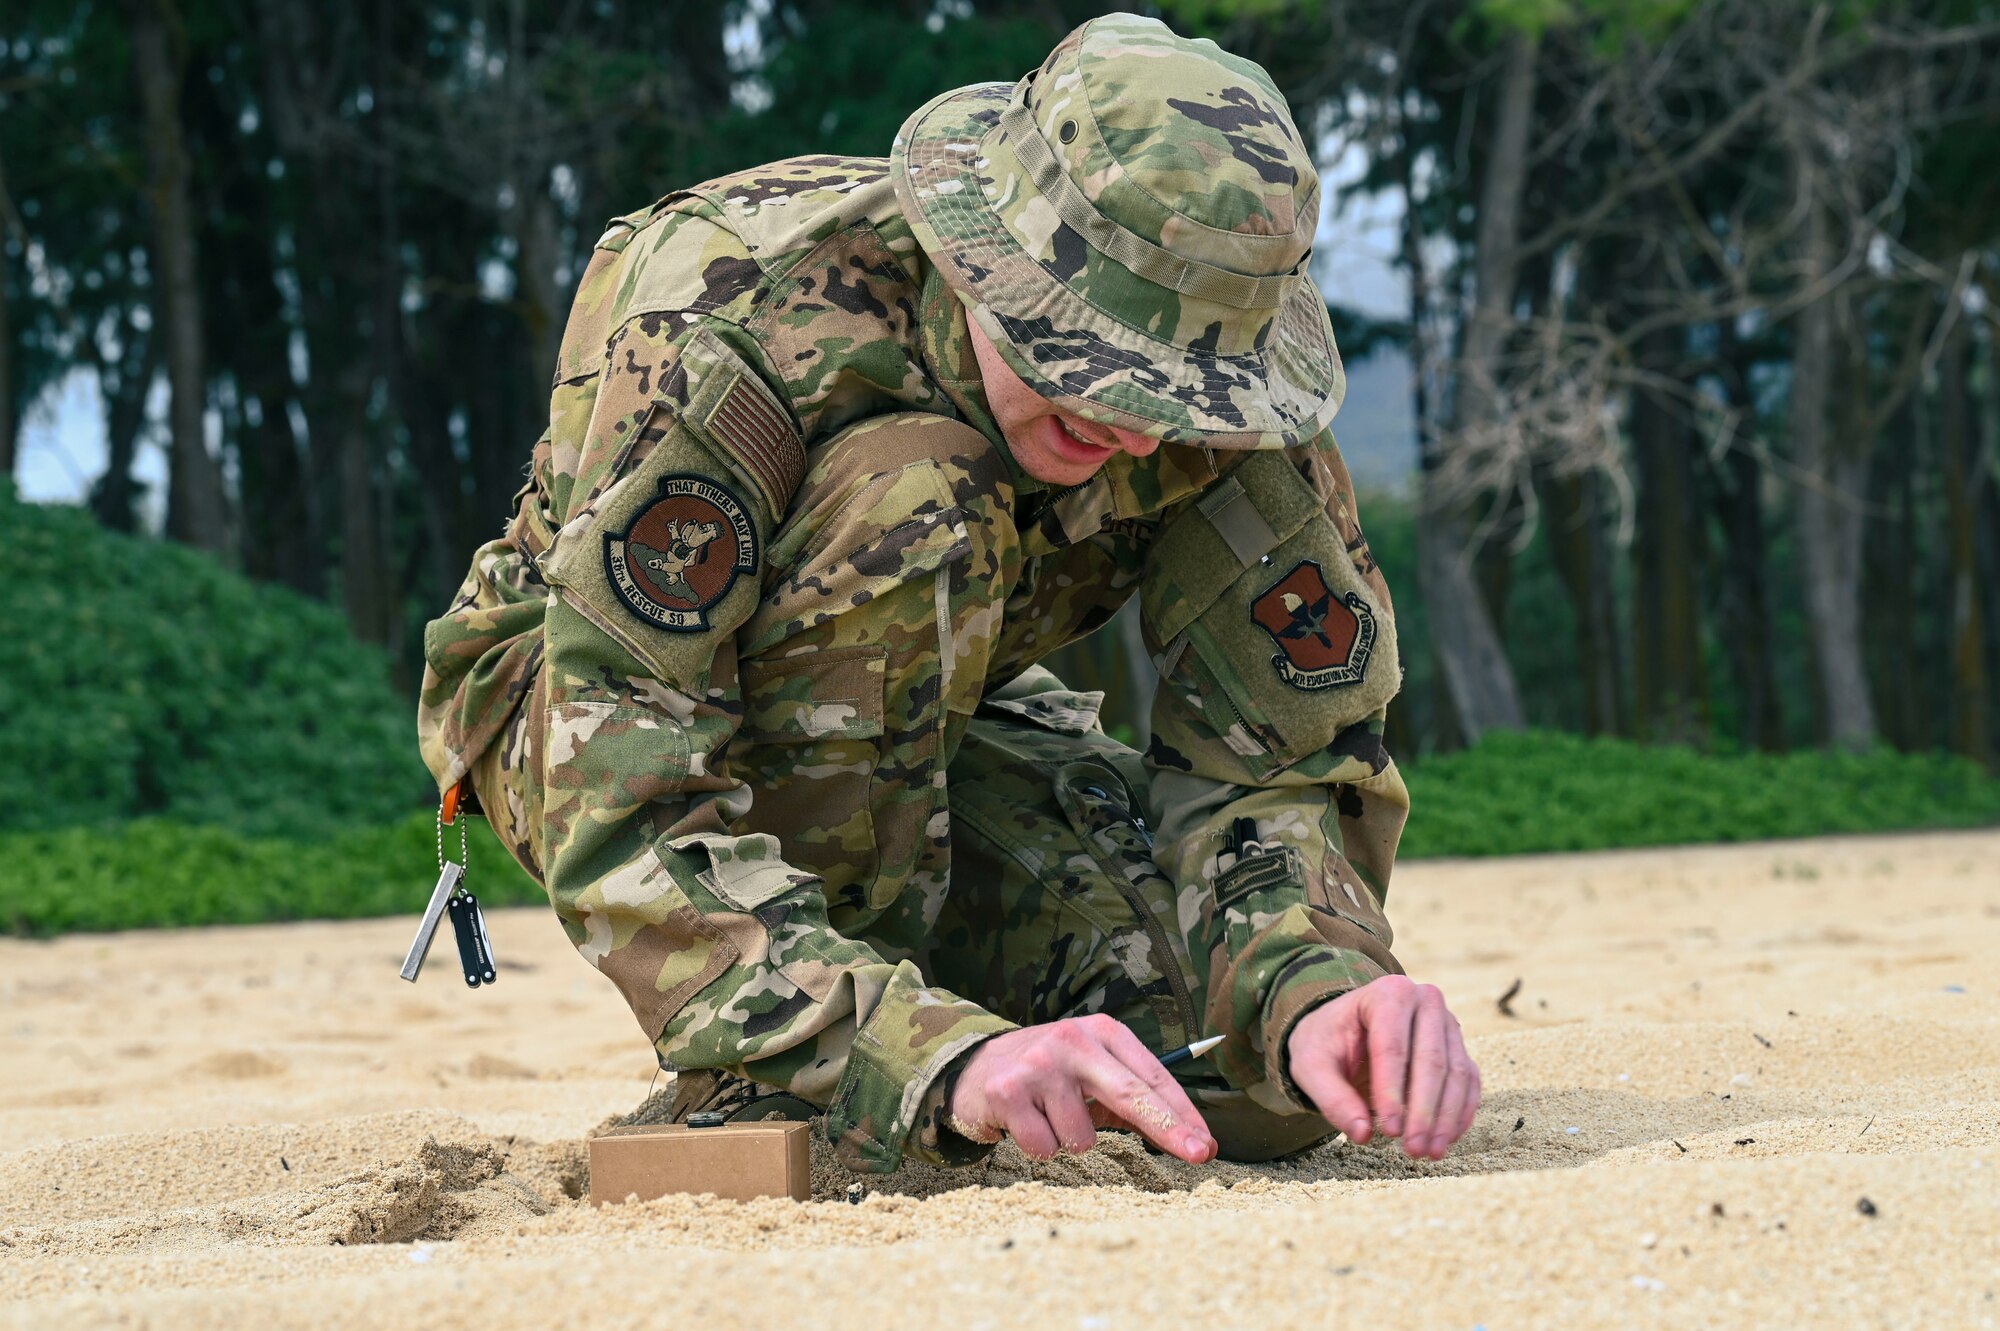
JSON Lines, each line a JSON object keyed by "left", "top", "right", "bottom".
{"left": 441, "top": 777, "right": 467, "bottom": 826}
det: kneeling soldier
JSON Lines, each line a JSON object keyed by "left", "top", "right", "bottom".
{"left": 419, "top": 13, "right": 1480, "bottom": 1173}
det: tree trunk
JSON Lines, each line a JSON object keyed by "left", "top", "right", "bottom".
{"left": 1983, "top": 321, "right": 2000, "bottom": 765}
{"left": 1865, "top": 394, "right": 1921, "bottom": 750}
{"left": 85, "top": 317, "right": 156, "bottom": 532}
{"left": 339, "top": 5, "right": 403, "bottom": 648}
{"left": 1705, "top": 335, "right": 1785, "bottom": 752}
{"left": 1474, "top": 491, "right": 1520, "bottom": 641}
{"left": 1715, "top": 442, "right": 1783, "bottom": 750}
{"left": 129, "top": 0, "right": 230, "bottom": 551}
{"left": 231, "top": 264, "right": 319, "bottom": 595}
{"left": 1540, "top": 465, "right": 1624, "bottom": 737}
{"left": 1629, "top": 324, "right": 1709, "bottom": 746}
{"left": 1789, "top": 181, "right": 1875, "bottom": 747}
{"left": 1940, "top": 307, "right": 1989, "bottom": 765}
{"left": 1413, "top": 30, "right": 1536, "bottom": 745}
{"left": 0, "top": 146, "right": 26, "bottom": 489}
{"left": 0, "top": 188, "right": 13, "bottom": 485}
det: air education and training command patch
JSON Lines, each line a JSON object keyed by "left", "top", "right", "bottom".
{"left": 1250, "top": 559, "right": 1377, "bottom": 691}
{"left": 604, "top": 473, "right": 757, "bottom": 633}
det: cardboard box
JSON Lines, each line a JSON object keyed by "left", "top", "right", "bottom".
{"left": 588, "top": 1121, "right": 812, "bottom": 1205}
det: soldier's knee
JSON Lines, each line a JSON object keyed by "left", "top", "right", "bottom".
{"left": 1191, "top": 1092, "right": 1336, "bottom": 1163}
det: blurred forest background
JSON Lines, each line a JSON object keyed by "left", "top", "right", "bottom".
{"left": 5, "top": 0, "right": 2000, "bottom": 933}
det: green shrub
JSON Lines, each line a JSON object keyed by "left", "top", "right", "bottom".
{"left": 1400, "top": 730, "right": 2000, "bottom": 858}
{"left": 0, "top": 811, "right": 543, "bottom": 937}
{"left": 7, "top": 731, "right": 1994, "bottom": 938}
{"left": 0, "top": 489, "right": 430, "bottom": 837}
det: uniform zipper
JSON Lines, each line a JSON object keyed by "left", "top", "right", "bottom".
{"left": 1081, "top": 780, "right": 1201, "bottom": 1045}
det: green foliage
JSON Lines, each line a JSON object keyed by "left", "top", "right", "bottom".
{"left": 7, "top": 732, "right": 1993, "bottom": 937}
{"left": 720, "top": 1, "right": 1085, "bottom": 167}
{"left": 1466, "top": 0, "right": 1704, "bottom": 47}
{"left": 0, "top": 488, "right": 430, "bottom": 838}
{"left": 1401, "top": 730, "right": 2000, "bottom": 858}
{"left": 0, "top": 811, "right": 542, "bottom": 937}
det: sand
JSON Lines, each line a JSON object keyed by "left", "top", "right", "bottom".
{"left": 2, "top": 829, "right": 1997, "bottom": 1328}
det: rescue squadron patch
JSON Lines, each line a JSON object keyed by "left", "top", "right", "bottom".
{"left": 1250, "top": 560, "right": 1376, "bottom": 691}
{"left": 603, "top": 473, "right": 757, "bottom": 633}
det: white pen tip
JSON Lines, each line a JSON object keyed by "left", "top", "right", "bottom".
{"left": 1188, "top": 1035, "right": 1225, "bottom": 1058}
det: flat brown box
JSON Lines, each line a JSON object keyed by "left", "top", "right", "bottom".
{"left": 587, "top": 1121, "right": 812, "bottom": 1205}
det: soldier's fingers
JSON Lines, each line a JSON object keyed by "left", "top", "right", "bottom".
{"left": 1002, "top": 1102, "right": 1062, "bottom": 1161}
{"left": 1429, "top": 1060, "right": 1473, "bottom": 1159}
{"left": 1445, "top": 1024, "right": 1483, "bottom": 1147}
{"left": 1401, "top": 989, "right": 1451, "bottom": 1158}
{"left": 1073, "top": 1053, "right": 1211, "bottom": 1163}
{"left": 1365, "top": 980, "right": 1419, "bottom": 1138}
{"left": 1426, "top": 1019, "right": 1477, "bottom": 1158}
{"left": 1291, "top": 1047, "right": 1372, "bottom": 1143}
{"left": 1039, "top": 1086, "right": 1099, "bottom": 1155}
{"left": 1088, "top": 1102, "right": 1141, "bottom": 1134}
{"left": 1082, "top": 1016, "right": 1212, "bottom": 1146}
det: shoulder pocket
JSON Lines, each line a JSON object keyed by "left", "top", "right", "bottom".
{"left": 739, "top": 455, "right": 970, "bottom": 657}
{"left": 1142, "top": 452, "right": 1401, "bottom": 773}
{"left": 538, "top": 327, "right": 801, "bottom": 692}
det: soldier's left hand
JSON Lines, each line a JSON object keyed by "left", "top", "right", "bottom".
{"left": 1284, "top": 974, "right": 1480, "bottom": 1160}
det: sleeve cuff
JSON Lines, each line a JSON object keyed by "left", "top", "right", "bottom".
{"left": 823, "top": 962, "right": 1017, "bottom": 1174}
{"left": 1260, "top": 948, "right": 1388, "bottom": 1114}
{"left": 909, "top": 1033, "right": 1008, "bottom": 1168}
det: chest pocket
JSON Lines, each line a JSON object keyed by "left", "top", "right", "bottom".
{"left": 1141, "top": 451, "right": 1401, "bottom": 777}
{"left": 732, "top": 453, "right": 972, "bottom": 913}
{"left": 733, "top": 644, "right": 889, "bottom": 908}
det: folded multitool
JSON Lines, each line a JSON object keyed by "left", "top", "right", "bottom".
{"left": 400, "top": 782, "right": 497, "bottom": 987}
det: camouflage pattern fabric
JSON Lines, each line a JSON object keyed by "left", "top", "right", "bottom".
{"left": 895, "top": 13, "right": 1344, "bottom": 449}
{"left": 418, "top": 15, "right": 1409, "bottom": 1174}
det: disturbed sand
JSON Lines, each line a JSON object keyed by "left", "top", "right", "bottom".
{"left": 3, "top": 829, "right": 1998, "bottom": 1328}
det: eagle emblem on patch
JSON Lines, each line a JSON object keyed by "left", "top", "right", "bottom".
{"left": 603, "top": 473, "right": 757, "bottom": 633}
{"left": 1250, "top": 560, "right": 1376, "bottom": 690}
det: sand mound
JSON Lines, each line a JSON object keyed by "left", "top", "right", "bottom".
{"left": 0, "top": 1118, "right": 566, "bottom": 1257}
{"left": 2, "top": 829, "right": 1996, "bottom": 1328}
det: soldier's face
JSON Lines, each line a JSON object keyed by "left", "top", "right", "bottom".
{"left": 967, "top": 319, "right": 1161, "bottom": 486}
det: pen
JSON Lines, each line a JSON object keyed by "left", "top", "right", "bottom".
{"left": 1157, "top": 1034, "right": 1225, "bottom": 1069}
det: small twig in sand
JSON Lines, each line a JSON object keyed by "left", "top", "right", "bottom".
{"left": 1857, "top": 1116, "right": 1875, "bottom": 1138}
{"left": 1497, "top": 978, "right": 1524, "bottom": 1017}
{"left": 1752, "top": 1033, "right": 1773, "bottom": 1049}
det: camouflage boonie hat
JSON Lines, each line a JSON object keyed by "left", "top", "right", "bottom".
{"left": 893, "top": 13, "right": 1343, "bottom": 450}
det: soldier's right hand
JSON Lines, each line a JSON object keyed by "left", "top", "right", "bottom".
{"left": 945, "top": 1013, "right": 1217, "bottom": 1163}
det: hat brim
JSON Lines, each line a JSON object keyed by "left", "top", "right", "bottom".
{"left": 893, "top": 82, "right": 1345, "bottom": 450}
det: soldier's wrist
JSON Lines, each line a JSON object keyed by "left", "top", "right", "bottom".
{"left": 935, "top": 1035, "right": 1004, "bottom": 1144}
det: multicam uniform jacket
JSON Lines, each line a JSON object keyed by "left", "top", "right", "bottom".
{"left": 418, "top": 155, "right": 1411, "bottom": 1173}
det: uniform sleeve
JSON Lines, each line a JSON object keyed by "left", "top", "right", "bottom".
{"left": 529, "top": 234, "right": 1011, "bottom": 1173}
{"left": 1139, "top": 434, "right": 1409, "bottom": 1116}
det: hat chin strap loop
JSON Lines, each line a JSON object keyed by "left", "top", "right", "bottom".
{"left": 996, "top": 89, "right": 1309, "bottom": 313}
